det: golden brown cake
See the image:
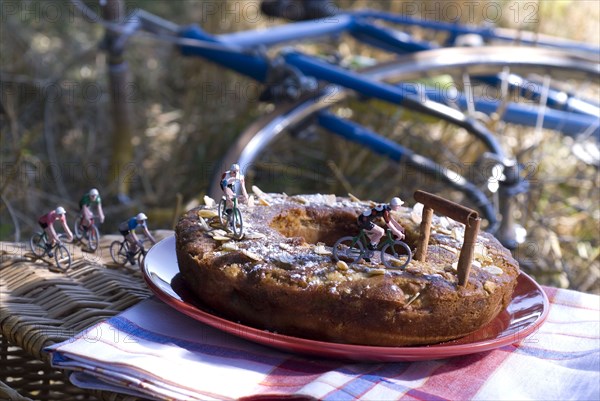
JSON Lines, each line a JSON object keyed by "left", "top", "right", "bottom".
{"left": 175, "top": 192, "right": 520, "bottom": 346}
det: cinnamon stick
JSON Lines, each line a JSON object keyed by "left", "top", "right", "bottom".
{"left": 413, "top": 190, "right": 481, "bottom": 287}
{"left": 415, "top": 206, "right": 433, "bottom": 261}
{"left": 414, "top": 190, "right": 478, "bottom": 224}
{"left": 457, "top": 216, "right": 481, "bottom": 286}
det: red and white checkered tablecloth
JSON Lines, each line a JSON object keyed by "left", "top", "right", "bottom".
{"left": 48, "top": 286, "right": 600, "bottom": 401}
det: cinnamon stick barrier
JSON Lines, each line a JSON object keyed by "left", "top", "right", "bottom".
{"left": 413, "top": 190, "right": 481, "bottom": 287}
{"left": 414, "top": 190, "right": 479, "bottom": 225}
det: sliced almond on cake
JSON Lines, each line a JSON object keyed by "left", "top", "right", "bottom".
{"left": 198, "top": 209, "right": 218, "bottom": 218}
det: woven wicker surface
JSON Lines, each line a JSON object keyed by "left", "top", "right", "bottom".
{"left": 0, "top": 232, "right": 172, "bottom": 401}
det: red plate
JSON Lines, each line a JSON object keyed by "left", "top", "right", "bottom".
{"left": 143, "top": 236, "right": 549, "bottom": 362}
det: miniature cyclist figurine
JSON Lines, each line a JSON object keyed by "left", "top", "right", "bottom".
{"left": 37, "top": 206, "right": 74, "bottom": 256}
{"left": 358, "top": 197, "right": 406, "bottom": 250}
{"left": 78, "top": 188, "right": 105, "bottom": 229}
{"left": 220, "top": 163, "right": 249, "bottom": 213}
{"left": 118, "top": 213, "right": 157, "bottom": 259}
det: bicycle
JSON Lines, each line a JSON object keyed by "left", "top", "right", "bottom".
{"left": 110, "top": 238, "right": 147, "bottom": 267}
{"left": 73, "top": 215, "right": 100, "bottom": 252}
{"left": 71, "top": 2, "right": 599, "bottom": 289}
{"left": 29, "top": 232, "right": 72, "bottom": 272}
{"left": 333, "top": 229, "right": 412, "bottom": 270}
{"left": 217, "top": 196, "right": 244, "bottom": 239}
{"left": 168, "top": 7, "right": 598, "bottom": 250}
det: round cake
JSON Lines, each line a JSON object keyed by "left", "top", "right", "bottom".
{"left": 175, "top": 192, "right": 520, "bottom": 346}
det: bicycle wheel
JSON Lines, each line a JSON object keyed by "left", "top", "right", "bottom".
{"left": 381, "top": 241, "right": 412, "bottom": 270}
{"left": 217, "top": 197, "right": 227, "bottom": 227}
{"left": 110, "top": 241, "right": 129, "bottom": 266}
{"left": 138, "top": 249, "right": 146, "bottom": 267}
{"left": 332, "top": 236, "right": 364, "bottom": 264}
{"left": 30, "top": 232, "right": 46, "bottom": 257}
{"left": 231, "top": 208, "right": 244, "bottom": 239}
{"left": 87, "top": 225, "right": 100, "bottom": 252}
{"left": 213, "top": 47, "right": 599, "bottom": 290}
{"left": 212, "top": 48, "right": 598, "bottom": 204}
{"left": 73, "top": 215, "right": 84, "bottom": 240}
{"left": 54, "top": 244, "right": 72, "bottom": 272}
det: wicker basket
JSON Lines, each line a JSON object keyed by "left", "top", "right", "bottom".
{"left": 0, "top": 236, "right": 161, "bottom": 401}
{"left": 0, "top": 334, "right": 89, "bottom": 401}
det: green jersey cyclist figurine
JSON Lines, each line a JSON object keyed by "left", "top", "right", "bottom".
{"left": 78, "top": 188, "right": 105, "bottom": 230}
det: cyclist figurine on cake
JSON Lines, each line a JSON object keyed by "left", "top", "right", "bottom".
{"left": 220, "top": 163, "right": 249, "bottom": 213}
{"left": 358, "top": 197, "right": 406, "bottom": 251}
{"left": 37, "top": 207, "right": 74, "bottom": 256}
{"left": 118, "top": 213, "right": 157, "bottom": 261}
{"left": 78, "top": 188, "right": 105, "bottom": 230}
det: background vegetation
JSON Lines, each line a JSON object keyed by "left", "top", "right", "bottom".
{"left": 1, "top": 0, "right": 598, "bottom": 293}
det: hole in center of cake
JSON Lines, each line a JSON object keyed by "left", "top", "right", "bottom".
{"left": 269, "top": 207, "right": 360, "bottom": 246}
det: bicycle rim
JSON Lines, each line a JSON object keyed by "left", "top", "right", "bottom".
{"left": 54, "top": 245, "right": 71, "bottom": 272}
{"left": 137, "top": 251, "right": 145, "bottom": 267}
{"left": 231, "top": 208, "right": 244, "bottom": 239}
{"left": 73, "top": 216, "right": 83, "bottom": 240}
{"left": 218, "top": 198, "right": 227, "bottom": 227}
{"left": 381, "top": 241, "right": 412, "bottom": 270}
{"left": 110, "top": 241, "right": 128, "bottom": 266}
{"left": 333, "top": 236, "right": 364, "bottom": 264}
{"left": 88, "top": 226, "right": 99, "bottom": 251}
{"left": 214, "top": 46, "right": 599, "bottom": 289}
{"left": 29, "top": 233, "right": 46, "bottom": 257}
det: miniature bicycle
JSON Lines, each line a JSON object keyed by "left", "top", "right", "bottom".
{"left": 73, "top": 215, "right": 100, "bottom": 252}
{"left": 217, "top": 196, "right": 244, "bottom": 239}
{"left": 29, "top": 232, "right": 72, "bottom": 272}
{"left": 110, "top": 239, "right": 147, "bottom": 267}
{"left": 333, "top": 229, "right": 412, "bottom": 270}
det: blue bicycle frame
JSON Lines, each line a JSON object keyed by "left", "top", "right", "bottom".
{"left": 174, "top": 10, "right": 599, "bottom": 234}
{"left": 179, "top": 11, "right": 599, "bottom": 129}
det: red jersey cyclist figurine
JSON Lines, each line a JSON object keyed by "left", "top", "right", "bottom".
{"left": 79, "top": 188, "right": 105, "bottom": 229}
{"left": 220, "top": 163, "right": 249, "bottom": 213}
{"left": 37, "top": 207, "right": 74, "bottom": 256}
{"left": 118, "top": 213, "right": 157, "bottom": 259}
{"left": 358, "top": 197, "right": 406, "bottom": 250}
